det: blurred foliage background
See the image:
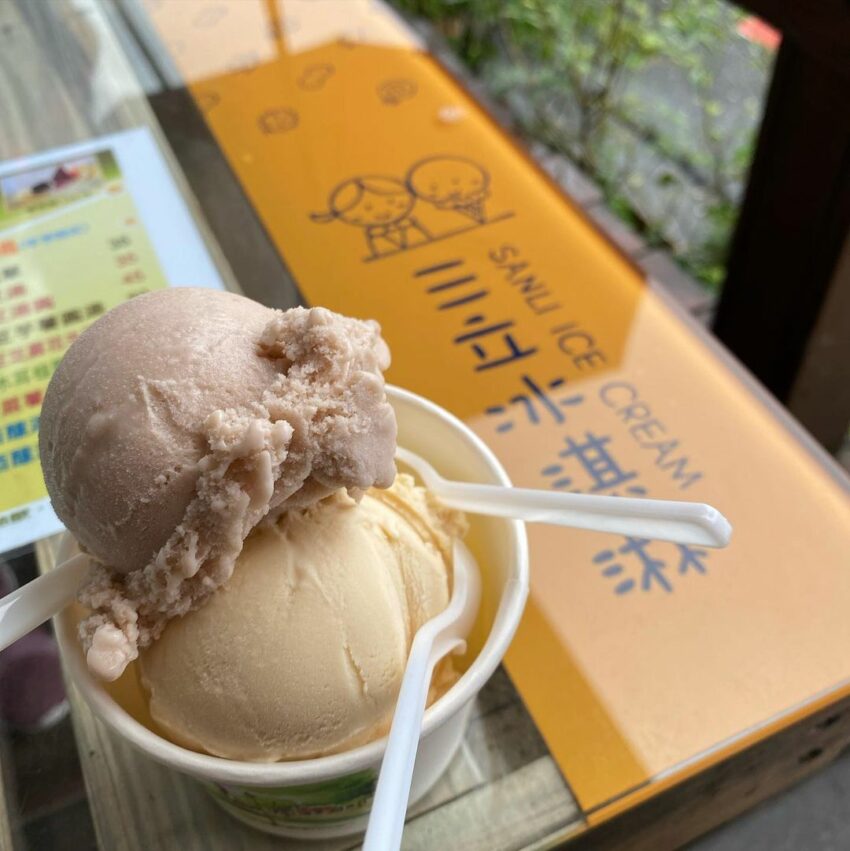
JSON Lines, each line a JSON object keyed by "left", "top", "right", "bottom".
{"left": 393, "top": 0, "right": 775, "bottom": 290}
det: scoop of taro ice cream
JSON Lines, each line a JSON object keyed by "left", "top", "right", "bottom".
{"left": 39, "top": 288, "right": 397, "bottom": 680}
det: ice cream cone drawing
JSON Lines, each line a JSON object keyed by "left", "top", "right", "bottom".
{"left": 311, "top": 176, "right": 431, "bottom": 258}
{"left": 406, "top": 156, "right": 490, "bottom": 223}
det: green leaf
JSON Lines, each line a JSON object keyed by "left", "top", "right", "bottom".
{"left": 655, "top": 171, "right": 680, "bottom": 187}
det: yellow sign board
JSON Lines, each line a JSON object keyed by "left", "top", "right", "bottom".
{"left": 144, "top": 0, "right": 850, "bottom": 820}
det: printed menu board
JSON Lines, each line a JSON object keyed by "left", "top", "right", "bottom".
{"left": 0, "top": 127, "right": 226, "bottom": 553}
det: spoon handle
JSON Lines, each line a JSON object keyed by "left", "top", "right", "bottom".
{"left": 433, "top": 482, "right": 732, "bottom": 548}
{"left": 0, "top": 553, "right": 89, "bottom": 651}
{"left": 363, "top": 544, "right": 478, "bottom": 851}
{"left": 362, "top": 627, "right": 439, "bottom": 851}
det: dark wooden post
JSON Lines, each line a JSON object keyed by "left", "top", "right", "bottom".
{"left": 713, "top": 2, "right": 850, "bottom": 452}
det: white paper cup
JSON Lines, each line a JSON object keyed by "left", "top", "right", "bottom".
{"left": 53, "top": 386, "right": 529, "bottom": 839}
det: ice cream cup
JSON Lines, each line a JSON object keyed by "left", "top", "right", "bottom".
{"left": 52, "top": 385, "right": 530, "bottom": 839}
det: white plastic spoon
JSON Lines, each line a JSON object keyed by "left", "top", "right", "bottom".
{"left": 363, "top": 541, "right": 481, "bottom": 851}
{"left": 396, "top": 447, "right": 731, "bottom": 548}
{"left": 0, "top": 447, "right": 731, "bottom": 654}
{"left": 0, "top": 552, "right": 89, "bottom": 652}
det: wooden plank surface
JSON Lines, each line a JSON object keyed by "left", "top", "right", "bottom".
{"left": 0, "top": 736, "right": 18, "bottom": 851}
{"left": 8, "top": 2, "right": 850, "bottom": 850}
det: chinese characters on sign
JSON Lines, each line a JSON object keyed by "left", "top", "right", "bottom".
{"left": 417, "top": 257, "right": 538, "bottom": 372}
{"left": 593, "top": 540, "right": 709, "bottom": 595}
{"left": 486, "top": 375, "right": 584, "bottom": 432}
{"left": 414, "top": 248, "right": 712, "bottom": 597}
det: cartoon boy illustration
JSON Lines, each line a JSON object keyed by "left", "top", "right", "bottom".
{"left": 311, "top": 176, "right": 431, "bottom": 258}
{"left": 407, "top": 156, "right": 490, "bottom": 223}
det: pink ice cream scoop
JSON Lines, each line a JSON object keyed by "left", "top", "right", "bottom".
{"left": 39, "top": 288, "right": 397, "bottom": 680}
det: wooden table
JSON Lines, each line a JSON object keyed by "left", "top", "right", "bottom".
{"left": 3, "top": 2, "right": 850, "bottom": 850}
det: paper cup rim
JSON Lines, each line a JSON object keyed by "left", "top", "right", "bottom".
{"left": 56, "top": 385, "right": 530, "bottom": 786}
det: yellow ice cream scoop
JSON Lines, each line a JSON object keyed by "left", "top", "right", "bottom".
{"left": 138, "top": 474, "right": 466, "bottom": 762}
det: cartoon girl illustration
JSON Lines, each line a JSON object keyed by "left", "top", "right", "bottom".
{"left": 311, "top": 176, "right": 431, "bottom": 258}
